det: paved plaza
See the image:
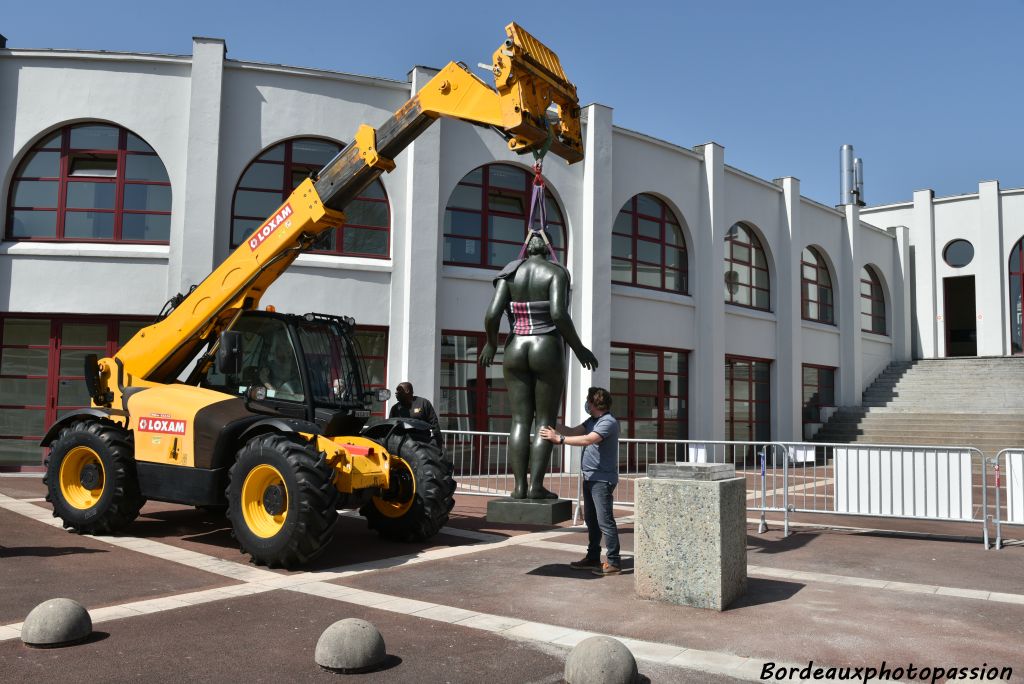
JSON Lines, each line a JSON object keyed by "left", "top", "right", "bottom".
{"left": 1, "top": 474, "right": 1021, "bottom": 683}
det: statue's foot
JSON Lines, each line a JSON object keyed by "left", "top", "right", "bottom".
{"left": 527, "top": 486, "right": 559, "bottom": 500}
{"left": 511, "top": 484, "right": 527, "bottom": 499}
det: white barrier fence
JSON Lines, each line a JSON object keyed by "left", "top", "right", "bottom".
{"left": 440, "top": 430, "right": 1023, "bottom": 548}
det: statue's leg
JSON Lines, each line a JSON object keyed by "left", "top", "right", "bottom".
{"left": 527, "top": 335, "right": 566, "bottom": 500}
{"left": 502, "top": 337, "right": 534, "bottom": 499}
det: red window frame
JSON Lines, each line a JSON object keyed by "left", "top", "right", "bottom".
{"left": 0, "top": 314, "right": 147, "bottom": 471}
{"left": 611, "top": 194, "right": 688, "bottom": 294}
{"left": 724, "top": 223, "right": 771, "bottom": 311}
{"left": 801, "top": 246, "right": 835, "bottom": 324}
{"left": 1010, "top": 238, "right": 1024, "bottom": 355}
{"left": 6, "top": 124, "right": 171, "bottom": 243}
{"left": 443, "top": 163, "right": 566, "bottom": 269}
{"left": 352, "top": 325, "right": 388, "bottom": 418}
{"left": 801, "top": 364, "right": 836, "bottom": 430}
{"left": 439, "top": 330, "right": 510, "bottom": 434}
{"left": 860, "top": 266, "right": 887, "bottom": 335}
{"left": 724, "top": 355, "right": 771, "bottom": 442}
{"left": 229, "top": 137, "right": 390, "bottom": 258}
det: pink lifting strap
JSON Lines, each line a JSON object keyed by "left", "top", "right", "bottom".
{"left": 517, "top": 161, "right": 560, "bottom": 264}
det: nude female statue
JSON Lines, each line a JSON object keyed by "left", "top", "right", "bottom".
{"left": 479, "top": 233, "right": 598, "bottom": 499}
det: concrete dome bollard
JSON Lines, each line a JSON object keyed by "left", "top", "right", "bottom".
{"left": 564, "top": 635, "right": 638, "bottom": 684}
{"left": 21, "top": 598, "right": 92, "bottom": 648}
{"left": 315, "top": 618, "right": 386, "bottom": 673}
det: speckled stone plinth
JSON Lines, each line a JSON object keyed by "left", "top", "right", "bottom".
{"left": 635, "top": 465, "right": 747, "bottom": 611}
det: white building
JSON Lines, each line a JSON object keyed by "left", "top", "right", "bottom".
{"left": 3, "top": 37, "right": 1014, "bottom": 470}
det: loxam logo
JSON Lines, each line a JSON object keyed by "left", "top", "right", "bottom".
{"left": 248, "top": 204, "right": 293, "bottom": 251}
{"left": 137, "top": 416, "right": 187, "bottom": 435}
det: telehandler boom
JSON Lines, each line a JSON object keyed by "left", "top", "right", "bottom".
{"left": 40, "top": 23, "right": 583, "bottom": 568}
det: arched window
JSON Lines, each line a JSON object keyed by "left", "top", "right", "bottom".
{"left": 724, "top": 223, "right": 770, "bottom": 310}
{"left": 860, "top": 266, "right": 887, "bottom": 335}
{"left": 230, "top": 137, "right": 389, "bottom": 257}
{"left": 1008, "top": 237, "right": 1023, "bottom": 354}
{"left": 801, "top": 246, "right": 835, "bottom": 324}
{"left": 612, "top": 193, "right": 687, "bottom": 293}
{"left": 443, "top": 163, "right": 566, "bottom": 268}
{"left": 6, "top": 123, "right": 171, "bottom": 242}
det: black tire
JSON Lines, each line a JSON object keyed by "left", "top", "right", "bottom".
{"left": 43, "top": 419, "right": 145, "bottom": 534}
{"left": 360, "top": 432, "right": 456, "bottom": 542}
{"left": 227, "top": 433, "right": 340, "bottom": 568}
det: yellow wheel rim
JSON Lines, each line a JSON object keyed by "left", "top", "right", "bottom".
{"left": 241, "top": 464, "right": 288, "bottom": 538}
{"left": 59, "top": 446, "right": 105, "bottom": 510}
{"left": 373, "top": 457, "right": 416, "bottom": 519}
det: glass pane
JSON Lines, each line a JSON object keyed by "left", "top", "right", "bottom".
{"left": 119, "top": 321, "right": 147, "bottom": 346}
{"left": 637, "top": 217, "right": 660, "bottom": 240}
{"left": 546, "top": 225, "right": 564, "bottom": 249}
{"left": 18, "top": 151, "right": 60, "bottom": 178}
{"left": 754, "top": 362, "right": 771, "bottom": 382}
{"left": 611, "top": 259, "right": 633, "bottom": 283}
{"left": 125, "top": 155, "right": 170, "bottom": 182}
{"left": 0, "top": 439, "right": 44, "bottom": 465}
{"left": 291, "top": 139, "right": 340, "bottom": 165}
{"left": 753, "top": 244, "right": 768, "bottom": 269}
{"left": 666, "top": 224, "right": 682, "bottom": 246}
{"left": 361, "top": 181, "right": 386, "bottom": 200}
{"left": 732, "top": 379, "right": 750, "bottom": 400}
{"left": 122, "top": 213, "right": 170, "bottom": 241}
{"left": 290, "top": 169, "right": 313, "bottom": 190}
{"left": 342, "top": 228, "right": 388, "bottom": 256}
{"left": 346, "top": 199, "right": 389, "bottom": 228}
{"left": 60, "top": 349, "right": 94, "bottom": 376}
{"left": 64, "top": 212, "right": 115, "bottom": 240}
{"left": 754, "top": 288, "right": 771, "bottom": 310}
{"left": 66, "top": 182, "right": 116, "bottom": 209}
{"left": 126, "top": 133, "right": 155, "bottom": 152}
{"left": 258, "top": 143, "right": 285, "bottom": 162}
{"left": 461, "top": 168, "right": 483, "bottom": 185}
{"left": 634, "top": 352, "right": 659, "bottom": 373}
{"left": 488, "top": 241, "right": 520, "bottom": 267}
{"left": 636, "top": 264, "right": 661, "bottom": 288}
{"left": 488, "top": 215, "right": 524, "bottom": 243}
{"left": 488, "top": 165, "right": 525, "bottom": 190}
{"left": 12, "top": 180, "right": 58, "bottom": 207}
{"left": 232, "top": 218, "right": 262, "bottom": 246}
{"left": 444, "top": 210, "right": 482, "bottom": 238}
{"left": 1, "top": 348, "right": 49, "bottom": 375}
{"left": 0, "top": 378, "right": 47, "bottom": 405}
{"left": 123, "top": 184, "right": 171, "bottom": 212}
{"left": 637, "top": 240, "right": 661, "bottom": 264}
{"left": 10, "top": 210, "right": 56, "bottom": 238}
{"left": 754, "top": 266, "right": 770, "bottom": 290}
{"left": 68, "top": 154, "right": 117, "bottom": 178}
{"left": 236, "top": 162, "right": 280, "bottom": 190}
{"left": 234, "top": 190, "right": 283, "bottom": 219}
{"left": 69, "top": 124, "right": 119, "bottom": 150}
{"left": 732, "top": 242, "right": 751, "bottom": 264}
{"left": 544, "top": 195, "right": 563, "bottom": 223}
{"left": 636, "top": 194, "right": 661, "bottom": 217}
{"left": 38, "top": 131, "right": 61, "bottom": 149}
{"left": 62, "top": 323, "right": 107, "bottom": 347}
{"left": 665, "top": 270, "right": 682, "bottom": 293}
{"left": 665, "top": 246, "right": 683, "bottom": 269}
{"left": 613, "top": 211, "right": 632, "bottom": 235}
{"left": 58, "top": 378, "right": 92, "bottom": 407}
{"left": 4, "top": 319, "right": 49, "bottom": 346}
{"left": 444, "top": 237, "right": 479, "bottom": 263}
{"left": 612, "top": 235, "right": 632, "bottom": 260}
{"left": 488, "top": 192, "right": 524, "bottom": 215}
{"left": 448, "top": 184, "right": 482, "bottom": 210}
{"left": 0, "top": 412, "right": 45, "bottom": 439}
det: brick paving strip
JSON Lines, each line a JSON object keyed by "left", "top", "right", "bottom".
{"left": 4, "top": 491, "right": 1022, "bottom": 680}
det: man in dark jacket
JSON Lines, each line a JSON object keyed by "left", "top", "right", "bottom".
{"left": 389, "top": 382, "right": 441, "bottom": 444}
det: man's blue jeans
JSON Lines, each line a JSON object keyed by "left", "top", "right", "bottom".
{"left": 582, "top": 479, "right": 620, "bottom": 567}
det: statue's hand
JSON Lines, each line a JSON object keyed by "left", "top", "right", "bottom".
{"left": 575, "top": 346, "right": 599, "bottom": 371}
{"left": 478, "top": 342, "right": 496, "bottom": 367}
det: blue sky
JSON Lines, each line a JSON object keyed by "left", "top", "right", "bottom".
{"left": 4, "top": 1, "right": 1022, "bottom": 206}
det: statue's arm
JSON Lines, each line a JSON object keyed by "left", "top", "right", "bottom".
{"left": 549, "top": 270, "right": 599, "bottom": 370}
{"left": 479, "top": 280, "right": 510, "bottom": 367}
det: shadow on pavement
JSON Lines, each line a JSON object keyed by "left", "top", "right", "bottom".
{"left": 747, "top": 531, "right": 817, "bottom": 554}
{"left": 727, "top": 578, "right": 804, "bottom": 609}
{"left": 0, "top": 545, "right": 108, "bottom": 559}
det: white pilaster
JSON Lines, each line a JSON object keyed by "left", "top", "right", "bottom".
{"left": 776, "top": 177, "right": 802, "bottom": 441}
{"left": 839, "top": 204, "right": 863, "bottom": 405}
{"left": 912, "top": 189, "right": 937, "bottom": 358}
{"left": 694, "top": 143, "right": 726, "bottom": 440}
{"left": 889, "top": 225, "right": 913, "bottom": 362}
{"left": 169, "top": 37, "right": 225, "bottom": 297}
{"left": 977, "top": 180, "right": 1005, "bottom": 356}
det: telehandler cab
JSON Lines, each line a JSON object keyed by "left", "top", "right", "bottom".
{"left": 39, "top": 23, "right": 583, "bottom": 568}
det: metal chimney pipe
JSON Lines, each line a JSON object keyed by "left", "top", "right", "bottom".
{"left": 840, "top": 144, "right": 855, "bottom": 205}
{"left": 853, "top": 157, "right": 865, "bottom": 206}
{"left": 0, "top": 35, "right": 7, "bottom": 49}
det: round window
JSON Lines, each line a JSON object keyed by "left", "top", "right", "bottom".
{"left": 943, "top": 239, "right": 974, "bottom": 268}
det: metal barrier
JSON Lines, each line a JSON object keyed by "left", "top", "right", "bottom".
{"left": 991, "top": 449, "right": 1024, "bottom": 550}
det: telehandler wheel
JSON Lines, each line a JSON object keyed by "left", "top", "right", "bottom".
{"left": 227, "top": 433, "right": 340, "bottom": 568}
{"left": 361, "top": 432, "right": 456, "bottom": 542}
{"left": 43, "top": 419, "right": 145, "bottom": 534}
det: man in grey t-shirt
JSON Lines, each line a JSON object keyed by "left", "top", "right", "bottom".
{"left": 539, "top": 387, "right": 621, "bottom": 575}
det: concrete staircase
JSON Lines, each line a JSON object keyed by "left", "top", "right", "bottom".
{"left": 814, "top": 357, "right": 1024, "bottom": 456}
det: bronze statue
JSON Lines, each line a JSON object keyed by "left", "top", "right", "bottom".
{"left": 479, "top": 232, "right": 598, "bottom": 499}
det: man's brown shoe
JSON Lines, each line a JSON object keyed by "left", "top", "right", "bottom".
{"left": 592, "top": 562, "right": 621, "bottom": 576}
{"left": 569, "top": 557, "right": 602, "bottom": 570}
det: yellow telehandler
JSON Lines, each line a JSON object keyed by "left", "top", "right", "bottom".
{"left": 39, "top": 23, "right": 582, "bottom": 568}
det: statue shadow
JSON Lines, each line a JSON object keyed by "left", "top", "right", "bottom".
{"left": 0, "top": 546, "right": 107, "bottom": 559}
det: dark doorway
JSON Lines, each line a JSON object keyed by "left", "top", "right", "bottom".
{"left": 943, "top": 276, "right": 977, "bottom": 357}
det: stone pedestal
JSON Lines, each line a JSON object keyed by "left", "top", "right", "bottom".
{"left": 486, "top": 497, "right": 572, "bottom": 525}
{"left": 635, "top": 463, "right": 747, "bottom": 611}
